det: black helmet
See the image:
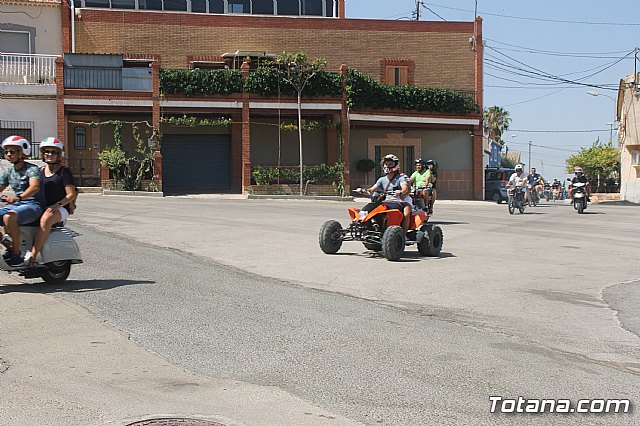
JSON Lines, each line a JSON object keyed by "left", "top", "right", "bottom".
{"left": 415, "top": 158, "right": 425, "bottom": 166}
{"left": 425, "top": 159, "right": 437, "bottom": 170}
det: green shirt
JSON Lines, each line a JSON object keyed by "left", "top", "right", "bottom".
{"left": 411, "top": 169, "right": 430, "bottom": 188}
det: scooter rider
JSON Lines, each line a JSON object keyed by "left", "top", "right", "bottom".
{"left": 569, "top": 167, "right": 591, "bottom": 201}
{"left": 25, "top": 137, "right": 76, "bottom": 267}
{"left": 367, "top": 154, "right": 413, "bottom": 235}
{"left": 0, "top": 136, "right": 44, "bottom": 266}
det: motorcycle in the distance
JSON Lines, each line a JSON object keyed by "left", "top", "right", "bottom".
{"left": 571, "top": 182, "right": 588, "bottom": 214}
{"left": 0, "top": 195, "right": 82, "bottom": 283}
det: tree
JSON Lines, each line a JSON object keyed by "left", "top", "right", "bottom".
{"left": 276, "top": 52, "right": 326, "bottom": 195}
{"left": 483, "top": 106, "right": 511, "bottom": 145}
{"left": 565, "top": 138, "right": 620, "bottom": 191}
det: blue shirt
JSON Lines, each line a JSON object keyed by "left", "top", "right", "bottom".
{"left": 0, "top": 162, "right": 44, "bottom": 204}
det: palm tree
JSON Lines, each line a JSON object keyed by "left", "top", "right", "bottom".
{"left": 483, "top": 106, "right": 511, "bottom": 145}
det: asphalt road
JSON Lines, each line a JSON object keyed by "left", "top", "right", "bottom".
{"left": 26, "top": 195, "right": 639, "bottom": 425}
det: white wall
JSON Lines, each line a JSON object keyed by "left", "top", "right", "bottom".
{"left": 619, "top": 74, "right": 640, "bottom": 203}
{"left": 0, "top": 98, "right": 58, "bottom": 142}
{"left": 0, "top": 4, "right": 62, "bottom": 55}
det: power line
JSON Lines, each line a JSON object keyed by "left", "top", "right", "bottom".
{"left": 485, "top": 38, "right": 636, "bottom": 57}
{"left": 509, "top": 129, "right": 610, "bottom": 133}
{"left": 422, "top": 2, "right": 640, "bottom": 26}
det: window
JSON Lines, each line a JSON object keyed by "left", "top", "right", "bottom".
{"left": 632, "top": 150, "right": 640, "bottom": 166}
{"left": 302, "top": 0, "right": 323, "bottom": 16}
{"left": 385, "top": 66, "right": 408, "bottom": 86}
{"left": 209, "top": 0, "right": 224, "bottom": 12}
{"left": 381, "top": 59, "right": 414, "bottom": 87}
{"left": 111, "top": 0, "right": 136, "bottom": 9}
{"left": 75, "top": 128, "right": 86, "bottom": 150}
{"left": 277, "top": 0, "right": 300, "bottom": 15}
{"left": 191, "top": 0, "right": 207, "bottom": 12}
{"left": 228, "top": 0, "right": 249, "bottom": 13}
{"left": 84, "top": 0, "right": 111, "bottom": 7}
{"left": 163, "top": 0, "right": 187, "bottom": 11}
{"left": 252, "top": 0, "right": 274, "bottom": 14}
{"left": 0, "top": 30, "right": 30, "bottom": 54}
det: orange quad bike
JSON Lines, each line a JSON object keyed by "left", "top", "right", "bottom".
{"left": 319, "top": 189, "right": 443, "bottom": 261}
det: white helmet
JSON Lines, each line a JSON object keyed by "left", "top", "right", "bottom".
{"left": 515, "top": 164, "right": 523, "bottom": 172}
{"left": 574, "top": 167, "right": 583, "bottom": 174}
{"left": 40, "top": 137, "right": 65, "bottom": 154}
{"left": 2, "top": 135, "right": 31, "bottom": 157}
{"left": 382, "top": 154, "right": 400, "bottom": 174}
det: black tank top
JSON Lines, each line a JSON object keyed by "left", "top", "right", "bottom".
{"left": 41, "top": 166, "right": 74, "bottom": 213}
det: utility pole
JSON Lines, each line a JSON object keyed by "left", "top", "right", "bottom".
{"left": 528, "top": 141, "right": 532, "bottom": 173}
{"left": 414, "top": 0, "right": 421, "bottom": 21}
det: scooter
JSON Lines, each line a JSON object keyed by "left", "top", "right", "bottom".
{"left": 571, "top": 182, "right": 588, "bottom": 214}
{"left": 0, "top": 197, "right": 82, "bottom": 284}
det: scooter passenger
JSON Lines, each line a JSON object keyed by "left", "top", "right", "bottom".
{"left": 367, "top": 154, "right": 413, "bottom": 235}
{"left": 24, "top": 137, "right": 76, "bottom": 267}
{"left": 569, "top": 167, "right": 591, "bottom": 201}
{"left": 425, "top": 159, "right": 438, "bottom": 214}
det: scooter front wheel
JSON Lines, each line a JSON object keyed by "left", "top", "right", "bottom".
{"left": 41, "top": 260, "right": 71, "bottom": 284}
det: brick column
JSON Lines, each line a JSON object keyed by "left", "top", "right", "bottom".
{"left": 474, "top": 16, "right": 483, "bottom": 112}
{"left": 241, "top": 60, "right": 251, "bottom": 193}
{"left": 473, "top": 17, "right": 484, "bottom": 200}
{"left": 338, "top": 0, "right": 345, "bottom": 18}
{"left": 55, "top": 57, "right": 65, "bottom": 142}
{"left": 153, "top": 149, "right": 163, "bottom": 192}
{"left": 339, "top": 64, "right": 350, "bottom": 191}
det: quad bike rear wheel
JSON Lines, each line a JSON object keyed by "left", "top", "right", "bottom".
{"left": 418, "top": 225, "right": 443, "bottom": 257}
{"left": 381, "top": 225, "right": 405, "bottom": 261}
{"left": 319, "top": 220, "right": 343, "bottom": 254}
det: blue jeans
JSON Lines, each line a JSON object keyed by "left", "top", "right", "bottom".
{"left": 0, "top": 200, "right": 43, "bottom": 225}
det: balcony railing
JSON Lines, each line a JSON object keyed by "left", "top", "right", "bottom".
{"left": 0, "top": 53, "right": 58, "bottom": 85}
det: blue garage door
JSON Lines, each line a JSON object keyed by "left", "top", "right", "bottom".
{"left": 161, "top": 134, "right": 231, "bottom": 192}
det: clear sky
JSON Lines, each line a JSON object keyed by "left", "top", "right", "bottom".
{"left": 346, "top": 0, "right": 639, "bottom": 181}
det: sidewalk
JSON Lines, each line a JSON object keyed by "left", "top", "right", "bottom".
{"left": 0, "top": 278, "right": 357, "bottom": 426}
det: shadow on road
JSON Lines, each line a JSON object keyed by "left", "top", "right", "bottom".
{"left": 428, "top": 221, "right": 468, "bottom": 225}
{"left": 0, "top": 279, "right": 155, "bottom": 294}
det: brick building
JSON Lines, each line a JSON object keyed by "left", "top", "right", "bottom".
{"left": 56, "top": 0, "right": 484, "bottom": 197}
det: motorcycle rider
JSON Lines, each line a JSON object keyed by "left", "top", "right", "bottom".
{"left": 367, "top": 154, "right": 413, "bottom": 235}
{"left": 0, "top": 136, "right": 44, "bottom": 266}
{"left": 506, "top": 164, "right": 527, "bottom": 202}
{"left": 409, "top": 158, "right": 431, "bottom": 211}
{"left": 527, "top": 167, "right": 543, "bottom": 203}
{"left": 569, "top": 167, "right": 591, "bottom": 201}
{"left": 24, "top": 137, "right": 76, "bottom": 267}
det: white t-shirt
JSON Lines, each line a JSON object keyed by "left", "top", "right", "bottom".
{"left": 508, "top": 172, "right": 527, "bottom": 187}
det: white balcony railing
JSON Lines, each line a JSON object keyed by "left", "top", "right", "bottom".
{"left": 0, "top": 53, "right": 59, "bottom": 85}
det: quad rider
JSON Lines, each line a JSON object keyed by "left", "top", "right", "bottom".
{"left": 367, "top": 154, "right": 413, "bottom": 235}
{"left": 409, "top": 158, "right": 431, "bottom": 211}
{"left": 425, "top": 159, "right": 438, "bottom": 214}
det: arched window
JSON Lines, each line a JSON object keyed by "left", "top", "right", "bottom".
{"left": 632, "top": 150, "right": 640, "bottom": 165}
{"left": 75, "top": 127, "right": 86, "bottom": 149}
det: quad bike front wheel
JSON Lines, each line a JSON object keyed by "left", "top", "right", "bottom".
{"left": 41, "top": 261, "right": 71, "bottom": 285}
{"left": 381, "top": 225, "right": 405, "bottom": 261}
{"left": 418, "top": 225, "right": 443, "bottom": 257}
{"left": 319, "top": 220, "right": 343, "bottom": 254}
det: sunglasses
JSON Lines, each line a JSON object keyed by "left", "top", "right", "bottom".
{"left": 4, "top": 149, "right": 18, "bottom": 155}
{"left": 43, "top": 150, "right": 59, "bottom": 154}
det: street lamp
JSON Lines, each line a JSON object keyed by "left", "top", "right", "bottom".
{"left": 587, "top": 91, "right": 618, "bottom": 143}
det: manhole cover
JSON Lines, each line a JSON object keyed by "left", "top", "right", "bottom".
{"left": 126, "top": 418, "right": 226, "bottom": 426}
